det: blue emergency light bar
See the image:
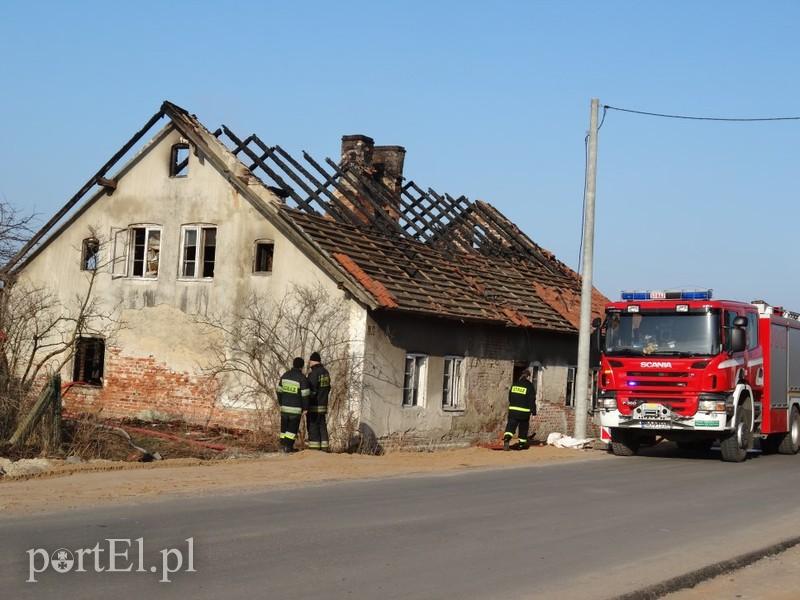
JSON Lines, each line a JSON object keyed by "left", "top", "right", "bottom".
{"left": 620, "top": 289, "right": 713, "bottom": 301}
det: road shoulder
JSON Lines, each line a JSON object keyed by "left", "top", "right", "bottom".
{"left": 0, "top": 445, "right": 607, "bottom": 517}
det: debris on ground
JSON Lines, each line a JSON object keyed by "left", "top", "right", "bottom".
{"left": 0, "top": 457, "right": 53, "bottom": 478}
{"left": 546, "top": 432, "right": 594, "bottom": 449}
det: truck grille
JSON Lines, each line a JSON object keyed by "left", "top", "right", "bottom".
{"left": 630, "top": 380, "right": 687, "bottom": 387}
{"left": 626, "top": 372, "right": 688, "bottom": 378}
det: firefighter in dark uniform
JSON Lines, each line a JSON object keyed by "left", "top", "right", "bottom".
{"left": 277, "top": 357, "right": 311, "bottom": 453}
{"left": 306, "top": 351, "right": 331, "bottom": 451}
{"left": 503, "top": 367, "right": 537, "bottom": 450}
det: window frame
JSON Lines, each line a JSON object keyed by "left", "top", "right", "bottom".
{"left": 72, "top": 336, "right": 106, "bottom": 387}
{"left": 746, "top": 311, "right": 759, "bottom": 350}
{"left": 127, "top": 225, "right": 162, "bottom": 279}
{"left": 252, "top": 240, "right": 275, "bottom": 275}
{"left": 402, "top": 353, "right": 428, "bottom": 408}
{"left": 565, "top": 366, "right": 577, "bottom": 408}
{"left": 80, "top": 237, "right": 100, "bottom": 272}
{"left": 565, "top": 366, "right": 601, "bottom": 410}
{"left": 179, "top": 224, "right": 217, "bottom": 280}
{"left": 170, "top": 143, "right": 190, "bottom": 178}
{"left": 442, "top": 355, "right": 465, "bottom": 411}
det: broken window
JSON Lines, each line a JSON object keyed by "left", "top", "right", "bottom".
{"left": 565, "top": 366, "right": 600, "bottom": 409}
{"left": 402, "top": 354, "right": 427, "bottom": 407}
{"left": 170, "top": 143, "right": 190, "bottom": 177}
{"left": 253, "top": 241, "right": 274, "bottom": 273}
{"left": 72, "top": 337, "right": 105, "bottom": 386}
{"left": 442, "top": 356, "right": 464, "bottom": 410}
{"left": 565, "top": 366, "right": 576, "bottom": 407}
{"left": 513, "top": 361, "right": 540, "bottom": 403}
{"left": 180, "top": 225, "right": 217, "bottom": 279}
{"left": 111, "top": 228, "right": 129, "bottom": 277}
{"left": 80, "top": 238, "right": 100, "bottom": 271}
{"left": 129, "top": 226, "right": 161, "bottom": 278}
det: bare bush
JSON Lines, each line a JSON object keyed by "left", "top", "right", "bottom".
{"left": 199, "top": 283, "right": 364, "bottom": 451}
{"left": 0, "top": 226, "right": 120, "bottom": 444}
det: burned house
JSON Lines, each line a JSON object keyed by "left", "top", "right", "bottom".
{"left": 7, "top": 101, "right": 606, "bottom": 446}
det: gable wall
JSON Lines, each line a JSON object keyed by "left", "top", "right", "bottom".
{"left": 18, "top": 127, "right": 359, "bottom": 431}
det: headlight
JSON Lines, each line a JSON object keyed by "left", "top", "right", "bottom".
{"left": 697, "top": 400, "right": 726, "bottom": 412}
{"left": 598, "top": 393, "right": 617, "bottom": 409}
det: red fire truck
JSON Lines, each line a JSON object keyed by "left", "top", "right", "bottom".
{"left": 596, "top": 290, "right": 800, "bottom": 462}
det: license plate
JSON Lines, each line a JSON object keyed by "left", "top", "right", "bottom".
{"left": 641, "top": 421, "right": 671, "bottom": 429}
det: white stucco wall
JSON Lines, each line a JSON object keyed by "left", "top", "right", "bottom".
{"left": 17, "top": 126, "right": 354, "bottom": 407}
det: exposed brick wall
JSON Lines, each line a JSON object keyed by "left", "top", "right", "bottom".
{"left": 533, "top": 400, "right": 600, "bottom": 441}
{"left": 450, "top": 357, "right": 512, "bottom": 439}
{"left": 64, "top": 346, "right": 258, "bottom": 430}
{"left": 62, "top": 346, "right": 598, "bottom": 445}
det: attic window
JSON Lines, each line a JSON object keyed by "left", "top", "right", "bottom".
{"left": 253, "top": 241, "right": 274, "bottom": 274}
{"left": 81, "top": 238, "right": 100, "bottom": 271}
{"left": 170, "top": 143, "right": 190, "bottom": 177}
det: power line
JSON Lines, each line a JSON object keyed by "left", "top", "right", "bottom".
{"left": 604, "top": 105, "right": 800, "bottom": 122}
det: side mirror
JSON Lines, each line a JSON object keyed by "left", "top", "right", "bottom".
{"left": 733, "top": 316, "right": 748, "bottom": 328}
{"left": 592, "top": 317, "right": 602, "bottom": 329}
{"left": 730, "top": 327, "right": 746, "bottom": 353}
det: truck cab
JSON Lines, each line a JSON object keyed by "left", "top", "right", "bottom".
{"left": 596, "top": 289, "right": 766, "bottom": 462}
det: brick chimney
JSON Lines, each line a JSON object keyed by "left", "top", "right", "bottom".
{"left": 338, "top": 135, "right": 405, "bottom": 222}
{"left": 340, "top": 134, "right": 374, "bottom": 168}
{"left": 372, "top": 145, "right": 406, "bottom": 198}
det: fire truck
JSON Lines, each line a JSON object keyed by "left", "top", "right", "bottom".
{"left": 595, "top": 289, "right": 800, "bottom": 462}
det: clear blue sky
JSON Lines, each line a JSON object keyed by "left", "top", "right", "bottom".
{"left": 2, "top": 1, "right": 799, "bottom": 307}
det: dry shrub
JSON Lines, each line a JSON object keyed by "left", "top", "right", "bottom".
{"left": 200, "top": 283, "right": 364, "bottom": 451}
{"left": 64, "top": 412, "right": 126, "bottom": 460}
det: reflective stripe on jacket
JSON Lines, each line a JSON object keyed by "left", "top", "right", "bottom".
{"left": 507, "top": 378, "right": 536, "bottom": 415}
{"left": 277, "top": 367, "right": 311, "bottom": 412}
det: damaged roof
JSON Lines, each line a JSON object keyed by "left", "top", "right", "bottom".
{"left": 210, "top": 109, "right": 607, "bottom": 333}
{"left": 8, "top": 101, "right": 607, "bottom": 333}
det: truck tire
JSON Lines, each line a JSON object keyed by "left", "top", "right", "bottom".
{"left": 610, "top": 429, "right": 639, "bottom": 456}
{"left": 720, "top": 401, "right": 752, "bottom": 463}
{"left": 778, "top": 408, "right": 800, "bottom": 455}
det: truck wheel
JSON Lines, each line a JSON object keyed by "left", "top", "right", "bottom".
{"left": 778, "top": 408, "right": 800, "bottom": 455}
{"left": 610, "top": 429, "right": 639, "bottom": 457}
{"left": 720, "top": 402, "right": 751, "bottom": 463}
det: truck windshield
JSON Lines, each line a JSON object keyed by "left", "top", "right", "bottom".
{"left": 605, "top": 311, "right": 721, "bottom": 357}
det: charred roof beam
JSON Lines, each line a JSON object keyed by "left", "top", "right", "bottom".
{"left": 221, "top": 125, "right": 320, "bottom": 215}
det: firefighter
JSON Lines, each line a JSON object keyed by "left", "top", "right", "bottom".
{"left": 306, "top": 351, "right": 331, "bottom": 451}
{"left": 277, "top": 356, "right": 311, "bottom": 453}
{"left": 503, "top": 367, "right": 537, "bottom": 450}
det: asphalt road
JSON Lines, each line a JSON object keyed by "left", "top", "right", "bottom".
{"left": 3, "top": 446, "right": 800, "bottom": 600}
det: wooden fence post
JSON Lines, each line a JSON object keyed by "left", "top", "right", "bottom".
{"left": 8, "top": 377, "right": 55, "bottom": 448}
{"left": 51, "top": 374, "right": 62, "bottom": 449}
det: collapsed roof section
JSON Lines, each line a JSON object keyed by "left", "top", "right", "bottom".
{"left": 212, "top": 121, "right": 606, "bottom": 332}
{"left": 8, "top": 100, "right": 607, "bottom": 333}
{"left": 212, "top": 125, "right": 576, "bottom": 272}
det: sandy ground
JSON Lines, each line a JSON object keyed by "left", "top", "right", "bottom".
{"left": 664, "top": 544, "right": 800, "bottom": 600}
{"left": 0, "top": 445, "right": 604, "bottom": 516}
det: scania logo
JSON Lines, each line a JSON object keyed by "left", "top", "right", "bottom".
{"left": 640, "top": 361, "right": 673, "bottom": 368}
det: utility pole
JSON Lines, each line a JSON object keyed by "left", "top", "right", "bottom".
{"left": 574, "top": 98, "right": 600, "bottom": 440}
